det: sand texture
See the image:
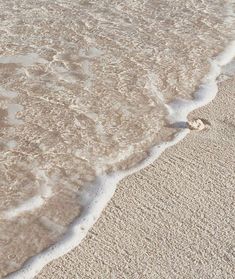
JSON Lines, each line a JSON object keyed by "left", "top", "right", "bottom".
{"left": 1, "top": 1, "right": 234, "bottom": 276}
{"left": 0, "top": 1, "right": 235, "bottom": 277}
{"left": 36, "top": 76, "right": 235, "bottom": 278}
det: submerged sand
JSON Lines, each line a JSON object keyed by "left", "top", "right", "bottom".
{"left": 0, "top": 0, "right": 235, "bottom": 277}
{"left": 36, "top": 76, "right": 235, "bottom": 278}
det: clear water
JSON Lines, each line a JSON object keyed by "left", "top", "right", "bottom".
{"left": 0, "top": 0, "right": 235, "bottom": 277}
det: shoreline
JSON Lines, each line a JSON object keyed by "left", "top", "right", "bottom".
{"left": 6, "top": 43, "right": 235, "bottom": 278}
{"left": 1, "top": 1, "right": 235, "bottom": 277}
{"left": 36, "top": 72, "right": 235, "bottom": 278}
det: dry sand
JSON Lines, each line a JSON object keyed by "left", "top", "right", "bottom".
{"left": 34, "top": 76, "right": 235, "bottom": 278}
{"left": 1, "top": 1, "right": 235, "bottom": 276}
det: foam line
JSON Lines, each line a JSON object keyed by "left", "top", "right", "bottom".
{"left": 0, "top": 53, "right": 46, "bottom": 66}
{"left": 5, "top": 40, "right": 235, "bottom": 279}
{"left": 2, "top": 170, "right": 53, "bottom": 220}
{"left": 3, "top": 196, "right": 45, "bottom": 220}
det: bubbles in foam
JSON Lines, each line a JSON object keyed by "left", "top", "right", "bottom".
{"left": 0, "top": 0, "right": 235, "bottom": 277}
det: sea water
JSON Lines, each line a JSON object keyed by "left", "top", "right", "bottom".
{"left": 0, "top": 0, "right": 235, "bottom": 278}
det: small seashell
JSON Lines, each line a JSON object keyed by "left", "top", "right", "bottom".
{"left": 187, "top": 118, "right": 205, "bottom": 131}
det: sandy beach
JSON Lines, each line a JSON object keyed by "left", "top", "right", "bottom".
{"left": 35, "top": 74, "right": 235, "bottom": 278}
{"left": 1, "top": 1, "right": 235, "bottom": 278}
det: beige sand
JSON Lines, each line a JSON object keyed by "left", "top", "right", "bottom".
{"left": 35, "top": 77, "right": 235, "bottom": 278}
{"left": 1, "top": 1, "right": 235, "bottom": 275}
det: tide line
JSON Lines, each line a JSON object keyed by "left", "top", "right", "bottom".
{"left": 6, "top": 40, "right": 235, "bottom": 279}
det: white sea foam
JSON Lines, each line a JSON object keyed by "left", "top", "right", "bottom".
{"left": 167, "top": 41, "right": 235, "bottom": 124}
{"left": 0, "top": 53, "right": 46, "bottom": 66}
{"left": 5, "top": 39, "right": 235, "bottom": 279}
{"left": 3, "top": 196, "right": 46, "bottom": 220}
{"left": 3, "top": 170, "right": 53, "bottom": 220}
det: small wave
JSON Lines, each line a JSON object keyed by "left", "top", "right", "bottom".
{"left": 6, "top": 39, "right": 235, "bottom": 279}
{"left": 1, "top": 0, "right": 235, "bottom": 278}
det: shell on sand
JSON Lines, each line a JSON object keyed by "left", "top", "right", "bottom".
{"left": 187, "top": 119, "right": 207, "bottom": 131}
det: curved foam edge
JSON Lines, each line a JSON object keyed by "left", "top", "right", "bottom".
{"left": 5, "top": 40, "right": 235, "bottom": 279}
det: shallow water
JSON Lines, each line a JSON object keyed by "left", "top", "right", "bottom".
{"left": 0, "top": 0, "right": 235, "bottom": 277}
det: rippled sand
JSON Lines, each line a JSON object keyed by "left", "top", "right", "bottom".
{"left": 0, "top": 0, "right": 234, "bottom": 277}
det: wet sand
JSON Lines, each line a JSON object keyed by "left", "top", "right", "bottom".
{"left": 1, "top": 1, "right": 235, "bottom": 277}
{"left": 36, "top": 76, "right": 235, "bottom": 278}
